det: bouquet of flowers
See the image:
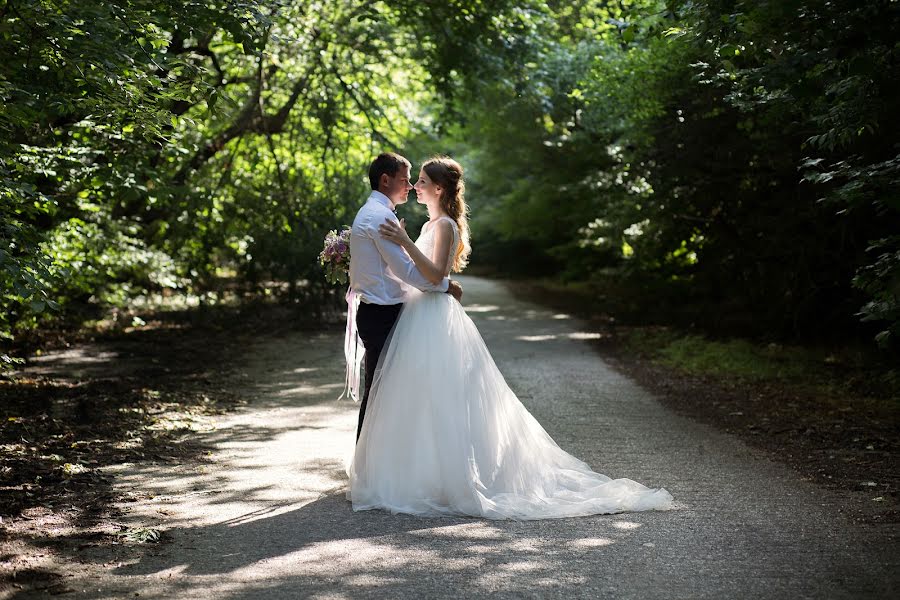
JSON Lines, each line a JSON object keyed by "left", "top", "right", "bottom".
{"left": 319, "top": 227, "right": 351, "bottom": 285}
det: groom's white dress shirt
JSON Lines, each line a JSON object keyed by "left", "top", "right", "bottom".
{"left": 349, "top": 191, "right": 449, "bottom": 305}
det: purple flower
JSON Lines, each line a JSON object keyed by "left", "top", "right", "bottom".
{"left": 320, "top": 225, "right": 352, "bottom": 284}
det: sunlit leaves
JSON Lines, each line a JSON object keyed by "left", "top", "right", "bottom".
{"left": 0, "top": 0, "right": 514, "bottom": 349}
{"left": 3, "top": 0, "right": 894, "bottom": 353}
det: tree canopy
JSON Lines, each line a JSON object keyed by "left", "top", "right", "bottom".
{"left": 2, "top": 0, "right": 898, "bottom": 358}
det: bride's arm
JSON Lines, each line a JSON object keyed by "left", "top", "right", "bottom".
{"left": 379, "top": 218, "right": 453, "bottom": 285}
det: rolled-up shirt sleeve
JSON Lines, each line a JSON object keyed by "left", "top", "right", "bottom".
{"left": 372, "top": 215, "right": 449, "bottom": 293}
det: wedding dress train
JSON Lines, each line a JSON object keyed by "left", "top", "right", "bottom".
{"left": 347, "top": 218, "right": 673, "bottom": 519}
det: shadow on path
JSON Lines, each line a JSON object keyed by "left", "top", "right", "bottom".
{"left": 107, "top": 492, "right": 673, "bottom": 599}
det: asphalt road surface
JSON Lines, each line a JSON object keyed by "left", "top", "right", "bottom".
{"left": 22, "top": 276, "right": 898, "bottom": 599}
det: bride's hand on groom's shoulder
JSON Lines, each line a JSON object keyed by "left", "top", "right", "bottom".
{"left": 379, "top": 218, "right": 412, "bottom": 248}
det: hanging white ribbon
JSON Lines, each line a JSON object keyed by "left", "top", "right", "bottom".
{"left": 340, "top": 287, "right": 364, "bottom": 402}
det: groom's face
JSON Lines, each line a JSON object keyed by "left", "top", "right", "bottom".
{"left": 384, "top": 165, "right": 413, "bottom": 206}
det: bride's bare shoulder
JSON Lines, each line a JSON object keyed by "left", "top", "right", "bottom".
{"left": 434, "top": 218, "right": 455, "bottom": 236}
{"left": 435, "top": 215, "right": 456, "bottom": 228}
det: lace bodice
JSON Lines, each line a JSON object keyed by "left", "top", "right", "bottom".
{"left": 414, "top": 216, "right": 459, "bottom": 278}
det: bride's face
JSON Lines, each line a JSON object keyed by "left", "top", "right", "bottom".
{"left": 413, "top": 169, "right": 441, "bottom": 206}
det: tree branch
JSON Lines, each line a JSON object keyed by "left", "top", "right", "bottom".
{"left": 173, "top": 68, "right": 313, "bottom": 183}
{"left": 332, "top": 68, "right": 397, "bottom": 148}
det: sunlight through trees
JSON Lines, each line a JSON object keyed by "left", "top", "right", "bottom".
{"left": 2, "top": 0, "right": 897, "bottom": 352}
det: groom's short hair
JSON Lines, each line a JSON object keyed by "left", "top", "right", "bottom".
{"left": 369, "top": 152, "right": 411, "bottom": 190}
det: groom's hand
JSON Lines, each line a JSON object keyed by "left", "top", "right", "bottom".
{"left": 447, "top": 279, "right": 463, "bottom": 302}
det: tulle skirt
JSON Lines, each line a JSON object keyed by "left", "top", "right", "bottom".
{"left": 347, "top": 289, "right": 673, "bottom": 520}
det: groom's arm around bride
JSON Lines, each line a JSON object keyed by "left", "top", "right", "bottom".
{"left": 348, "top": 152, "right": 462, "bottom": 441}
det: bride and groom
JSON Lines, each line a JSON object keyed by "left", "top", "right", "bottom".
{"left": 345, "top": 152, "right": 673, "bottom": 519}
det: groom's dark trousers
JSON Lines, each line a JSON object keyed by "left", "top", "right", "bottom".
{"left": 355, "top": 301, "right": 403, "bottom": 442}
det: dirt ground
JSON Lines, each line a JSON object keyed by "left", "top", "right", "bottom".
{"left": 0, "top": 302, "right": 339, "bottom": 596}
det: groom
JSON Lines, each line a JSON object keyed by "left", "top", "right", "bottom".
{"left": 349, "top": 152, "right": 463, "bottom": 442}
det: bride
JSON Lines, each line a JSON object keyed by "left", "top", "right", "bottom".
{"left": 346, "top": 156, "right": 674, "bottom": 519}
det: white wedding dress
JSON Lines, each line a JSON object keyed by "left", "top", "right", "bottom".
{"left": 347, "top": 217, "right": 674, "bottom": 519}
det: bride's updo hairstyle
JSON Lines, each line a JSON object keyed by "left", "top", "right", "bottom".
{"left": 423, "top": 156, "right": 471, "bottom": 272}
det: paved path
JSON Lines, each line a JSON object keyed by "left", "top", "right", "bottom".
{"left": 39, "top": 276, "right": 899, "bottom": 598}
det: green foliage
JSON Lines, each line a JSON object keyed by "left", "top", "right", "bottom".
{"left": 639, "top": 332, "right": 816, "bottom": 380}
{"left": 1, "top": 0, "right": 896, "bottom": 356}
{"left": 0, "top": 0, "right": 515, "bottom": 351}
{"left": 450, "top": 0, "right": 900, "bottom": 349}
{"left": 679, "top": 0, "right": 900, "bottom": 345}
{"left": 853, "top": 235, "right": 900, "bottom": 349}
{"left": 0, "top": 0, "right": 269, "bottom": 342}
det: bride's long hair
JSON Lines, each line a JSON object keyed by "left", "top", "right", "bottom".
{"left": 422, "top": 156, "right": 471, "bottom": 272}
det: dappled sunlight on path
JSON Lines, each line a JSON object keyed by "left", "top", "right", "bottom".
{"left": 50, "top": 276, "right": 898, "bottom": 599}
{"left": 105, "top": 500, "right": 663, "bottom": 599}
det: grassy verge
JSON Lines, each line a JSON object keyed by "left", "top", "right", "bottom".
{"left": 619, "top": 326, "right": 900, "bottom": 404}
